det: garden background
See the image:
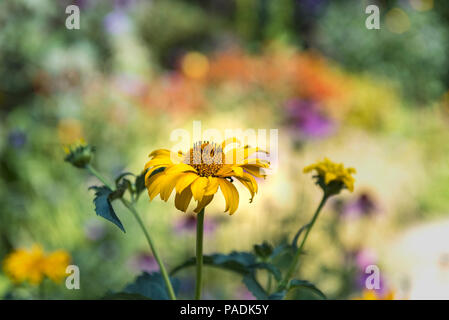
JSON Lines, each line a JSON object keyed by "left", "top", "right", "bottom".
{"left": 1, "top": 0, "right": 449, "bottom": 299}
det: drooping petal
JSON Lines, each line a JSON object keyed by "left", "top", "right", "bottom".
{"left": 193, "top": 195, "right": 214, "bottom": 213}
{"left": 175, "top": 188, "right": 193, "bottom": 212}
{"left": 236, "top": 172, "right": 258, "bottom": 202}
{"left": 241, "top": 164, "right": 267, "bottom": 178}
{"left": 218, "top": 178, "right": 239, "bottom": 214}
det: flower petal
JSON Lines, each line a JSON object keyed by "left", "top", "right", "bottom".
{"left": 218, "top": 178, "right": 239, "bottom": 214}
{"left": 175, "top": 188, "right": 193, "bottom": 212}
{"left": 175, "top": 173, "right": 199, "bottom": 194}
{"left": 160, "top": 174, "right": 182, "bottom": 201}
{"left": 204, "top": 177, "right": 219, "bottom": 196}
{"left": 191, "top": 177, "right": 208, "bottom": 202}
{"left": 164, "top": 163, "right": 197, "bottom": 175}
{"left": 193, "top": 195, "right": 214, "bottom": 213}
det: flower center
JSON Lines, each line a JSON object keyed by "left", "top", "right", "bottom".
{"left": 184, "top": 141, "right": 224, "bottom": 177}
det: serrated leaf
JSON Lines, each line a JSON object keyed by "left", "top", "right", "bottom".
{"left": 89, "top": 186, "right": 125, "bottom": 232}
{"left": 123, "top": 272, "right": 180, "bottom": 300}
{"left": 288, "top": 279, "right": 326, "bottom": 300}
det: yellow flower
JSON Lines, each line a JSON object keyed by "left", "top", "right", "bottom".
{"left": 303, "top": 157, "right": 356, "bottom": 193}
{"left": 356, "top": 289, "right": 395, "bottom": 300}
{"left": 144, "top": 138, "right": 269, "bottom": 215}
{"left": 42, "top": 250, "right": 72, "bottom": 283}
{"left": 3, "top": 245, "right": 71, "bottom": 285}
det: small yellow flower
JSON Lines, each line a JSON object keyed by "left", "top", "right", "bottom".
{"left": 3, "top": 245, "right": 71, "bottom": 285}
{"left": 303, "top": 157, "right": 356, "bottom": 194}
{"left": 144, "top": 138, "right": 269, "bottom": 215}
{"left": 355, "top": 289, "right": 395, "bottom": 300}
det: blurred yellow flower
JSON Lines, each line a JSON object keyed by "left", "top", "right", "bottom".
{"left": 356, "top": 289, "right": 395, "bottom": 300}
{"left": 144, "top": 139, "right": 269, "bottom": 215}
{"left": 3, "top": 245, "right": 71, "bottom": 285}
{"left": 303, "top": 157, "right": 356, "bottom": 192}
{"left": 181, "top": 52, "right": 209, "bottom": 80}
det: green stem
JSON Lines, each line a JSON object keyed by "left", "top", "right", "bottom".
{"left": 86, "top": 165, "right": 114, "bottom": 189}
{"left": 195, "top": 208, "right": 205, "bottom": 300}
{"left": 86, "top": 165, "right": 176, "bottom": 300}
{"left": 278, "top": 194, "right": 328, "bottom": 290}
{"left": 121, "top": 199, "right": 176, "bottom": 300}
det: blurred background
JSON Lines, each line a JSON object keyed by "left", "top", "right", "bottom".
{"left": 1, "top": 0, "right": 449, "bottom": 299}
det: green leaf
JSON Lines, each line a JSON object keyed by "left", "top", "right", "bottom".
{"left": 123, "top": 272, "right": 180, "bottom": 300}
{"left": 269, "top": 243, "right": 296, "bottom": 271}
{"left": 268, "top": 291, "right": 286, "bottom": 300}
{"left": 288, "top": 279, "right": 326, "bottom": 300}
{"left": 89, "top": 186, "right": 125, "bottom": 232}
{"left": 253, "top": 242, "right": 273, "bottom": 259}
{"left": 171, "top": 251, "right": 282, "bottom": 300}
{"left": 242, "top": 273, "right": 268, "bottom": 300}
{"left": 171, "top": 252, "right": 256, "bottom": 275}
{"left": 171, "top": 251, "right": 281, "bottom": 279}
{"left": 251, "top": 262, "right": 281, "bottom": 281}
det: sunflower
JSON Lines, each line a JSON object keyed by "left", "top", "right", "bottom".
{"left": 144, "top": 138, "right": 269, "bottom": 214}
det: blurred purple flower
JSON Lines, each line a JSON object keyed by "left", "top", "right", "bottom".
{"left": 334, "top": 192, "right": 379, "bottom": 219}
{"left": 351, "top": 248, "right": 389, "bottom": 296}
{"left": 174, "top": 215, "right": 217, "bottom": 235}
{"left": 8, "top": 130, "right": 27, "bottom": 149}
{"left": 103, "top": 10, "right": 131, "bottom": 35}
{"left": 128, "top": 252, "right": 159, "bottom": 273}
{"left": 285, "top": 99, "right": 335, "bottom": 139}
{"left": 84, "top": 219, "right": 106, "bottom": 241}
